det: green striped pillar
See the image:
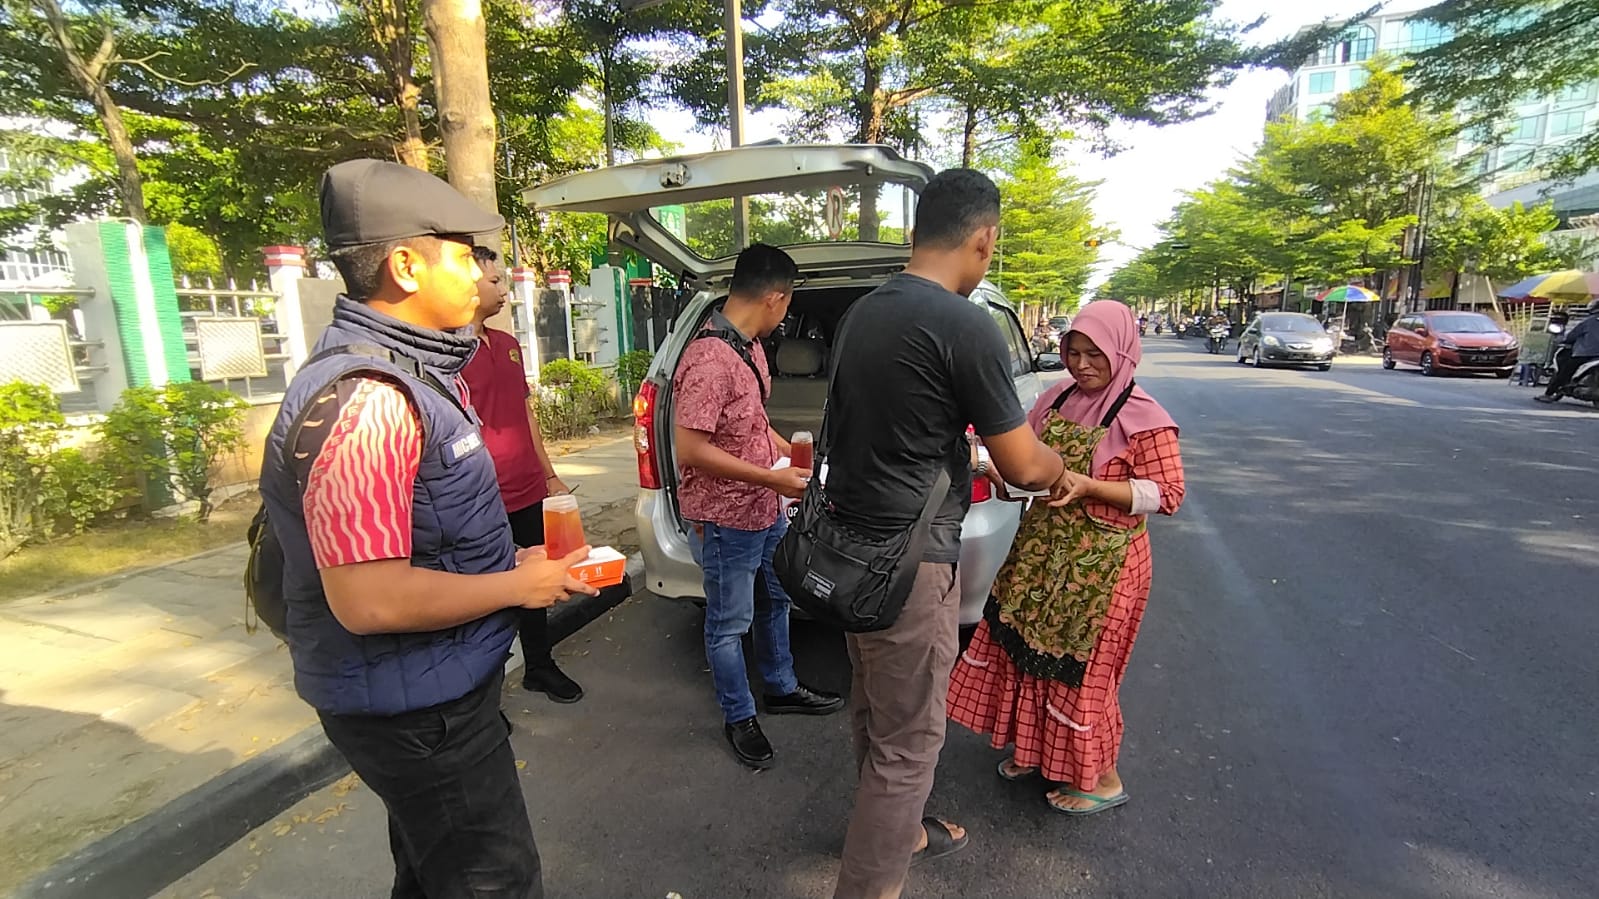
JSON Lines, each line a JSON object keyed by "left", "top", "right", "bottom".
{"left": 99, "top": 222, "right": 190, "bottom": 388}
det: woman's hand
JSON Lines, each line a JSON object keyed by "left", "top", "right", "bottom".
{"left": 1048, "top": 468, "right": 1095, "bottom": 508}
{"left": 546, "top": 475, "right": 571, "bottom": 496}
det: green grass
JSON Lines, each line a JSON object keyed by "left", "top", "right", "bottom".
{"left": 0, "top": 493, "right": 255, "bottom": 602}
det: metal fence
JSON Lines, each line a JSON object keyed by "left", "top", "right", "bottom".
{"left": 0, "top": 285, "right": 106, "bottom": 414}
{"left": 175, "top": 277, "right": 287, "bottom": 402}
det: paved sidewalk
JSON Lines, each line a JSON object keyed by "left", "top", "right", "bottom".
{"left": 0, "top": 432, "right": 640, "bottom": 895}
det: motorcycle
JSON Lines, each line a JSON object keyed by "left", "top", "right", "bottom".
{"left": 1207, "top": 323, "right": 1229, "bottom": 355}
{"left": 1544, "top": 344, "right": 1599, "bottom": 408}
{"left": 1138, "top": 322, "right": 1148, "bottom": 337}
{"left": 1154, "top": 322, "right": 1164, "bottom": 335}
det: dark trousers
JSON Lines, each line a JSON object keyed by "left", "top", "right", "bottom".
{"left": 1545, "top": 353, "right": 1595, "bottom": 396}
{"left": 319, "top": 669, "right": 542, "bottom": 899}
{"left": 835, "top": 563, "right": 961, "bottom": 899}
{"left": 507, "top": 502, "right": 554, "bottom": 670}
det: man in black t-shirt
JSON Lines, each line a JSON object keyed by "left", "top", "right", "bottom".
{"left": 827, "top": 169, "right": 1068, "bottom": 899}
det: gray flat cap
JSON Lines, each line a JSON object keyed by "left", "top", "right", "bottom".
{"left": 320, "top": 159, "right": 505, "bottom": 249}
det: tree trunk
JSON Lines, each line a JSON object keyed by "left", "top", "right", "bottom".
{"left": 395, "top": 78, "right": 428, "bottom": 169}
{"left": 855, "top": 54, "right": 884, "bottom": 242}
{"left": 962, "top": 103, "right": 978, "bottom": 168}
{"left": 35, "top": 1, "right": 147, "bottom": 221}
{"left": 91, "top": 83, "right": 147, "bottom": 222}
{"left": 423, "top": 0, "right": 500, "bottom": 220}
{"left": 356, "top": 0, "right": 428, "bottom": 169}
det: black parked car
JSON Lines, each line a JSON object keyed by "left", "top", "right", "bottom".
{"left": 1236, "top": 313, "right": 1336, "bottom": 371}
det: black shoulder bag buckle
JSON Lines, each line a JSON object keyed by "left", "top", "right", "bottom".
{"left": 772, "top": 310, "right": 953, "bottom": 633}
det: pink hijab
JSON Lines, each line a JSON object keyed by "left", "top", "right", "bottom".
{"left": 1026, "top": 300, "right": 1177, "bottom": 476}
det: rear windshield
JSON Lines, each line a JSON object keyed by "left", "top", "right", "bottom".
{"left": 650, "top": 184, "right": 916, "bottom": 260}
{"left": 1262, "top": 314, "right": 1324, "bottom": 333}
{"left": 1430, "top": 314, "right": 1499, "bottom": 333}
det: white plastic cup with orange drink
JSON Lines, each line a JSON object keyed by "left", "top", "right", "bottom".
{"left": 542, "top": 494, "right": 587, "bottom": 559}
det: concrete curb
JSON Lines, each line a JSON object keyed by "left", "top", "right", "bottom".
{"left": 17, "top": 559, "right": 642, "bottom": 899}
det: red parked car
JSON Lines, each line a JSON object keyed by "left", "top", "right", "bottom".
{"left": 1382, "top": 311, "right": 1519, "bottom": 377}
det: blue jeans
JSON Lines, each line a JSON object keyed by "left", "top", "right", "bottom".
{"left": 688, "top": 519, "right": 800, "bottom": 724}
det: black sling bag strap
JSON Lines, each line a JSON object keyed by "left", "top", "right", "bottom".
{"left": 692, "top": 327, "right": 768, "bottom": 402}
{"left": 1050, "top": 380, "right": 1138, "bottom": 426}
{"left": 774, "top": 307, "right": 954, "bottom": 633}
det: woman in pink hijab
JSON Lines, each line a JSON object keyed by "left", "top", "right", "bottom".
{"left": 948, "top": 300, "right": 1186, "bottom": 815}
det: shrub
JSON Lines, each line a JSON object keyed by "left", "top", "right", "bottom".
{"left": 39, "top": 446, "right": 126, "bottom": 535}
{"left": 536, "top": 359, "right": 625, "bottom": 440}
{"left": 101, "top": 382, "right": 247, "bottom": 521}
{"left": 614, "top": 349, "right": 654, "bottom": 408}
{"left": 0, "top": 382, "right": 125, "bottom": 557}
{"left": 540, "top": 359, "right": 610, "bottom": 405}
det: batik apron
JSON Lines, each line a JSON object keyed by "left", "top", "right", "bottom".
{"left": 984, "top": 383, "right": 1145, "bottom": 687}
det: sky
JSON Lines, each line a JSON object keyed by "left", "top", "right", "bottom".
{"left": 649, "top": 0, "right": 1435, "bottom": 289}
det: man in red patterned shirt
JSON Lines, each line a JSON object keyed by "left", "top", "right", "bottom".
{"left": 673, "top": 244, "right": 845, "bottom": 769}
{"left": 461, "top": 246, "right": 583, "bottom": 703}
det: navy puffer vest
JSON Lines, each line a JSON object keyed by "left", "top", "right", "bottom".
{"left": 260, "top": 297, "right": 517, "bottom": 716}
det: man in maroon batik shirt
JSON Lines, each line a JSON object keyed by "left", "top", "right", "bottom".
{"left": 460, "top": 246, "right": 583, "bottom": 703}
{"left": 673, "top": 243, "right": 844, "bottom": 770}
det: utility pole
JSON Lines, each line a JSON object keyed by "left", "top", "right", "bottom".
{"left": 726, "top": 0, "right": 749, "bottom": 250}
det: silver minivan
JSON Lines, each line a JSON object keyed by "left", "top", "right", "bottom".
{"left": 526, "top": 144, "right": 1048, "bottom": 626}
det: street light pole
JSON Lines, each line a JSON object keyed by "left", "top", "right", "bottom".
{"left": 725, "top": 0, "right": 749, "bottom": 250}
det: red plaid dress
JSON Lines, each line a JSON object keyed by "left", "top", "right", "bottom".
{"left": 948, "top": 426, "right": 1185, "bottom": 789}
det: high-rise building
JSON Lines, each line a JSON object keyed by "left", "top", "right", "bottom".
{"left": 1263, "top": 12, "right": 1598, "bottom": 196}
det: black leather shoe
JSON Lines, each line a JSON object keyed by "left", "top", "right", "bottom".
{"left": 765, "top": 683, "right": 845, "bottom": 716}
{"left": 724, "top": 716, "right": 774, "bottom": 769}
{"left": 523, "top": 663, "right": 584, "bottom": 703}
{"left": 1534, "top": 394, "right": 1560, "bottom": 404}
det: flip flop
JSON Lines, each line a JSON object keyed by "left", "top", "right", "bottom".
{"left": 996, "top": 758, "right": 1038, "bottom": 782}
{"left": 1047, "top": 787, "right": 1130, "bottom": 816}
{"left": 909, "top": 817, "right": 969, "bottom": 867}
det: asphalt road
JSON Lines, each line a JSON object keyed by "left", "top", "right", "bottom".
{"left": 160, "top": 338, "right": 1599, "bottom": 899}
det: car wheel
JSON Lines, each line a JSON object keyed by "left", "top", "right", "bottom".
{"left": 1253, "top": 347, "right": 1265, "bottom": 368}
{"left": 1421, "top": 351, "right": 1436, "bottom": 377}
{"left": 1317, "top": 363, "right": 1332, "bottom": 372}
{"left": 1382, "top": 346, "right": 1396, "bottom": 370}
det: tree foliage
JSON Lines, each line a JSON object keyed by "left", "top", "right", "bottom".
{"left": 994, "top": 148, "right": 1100, "bottom": 313}
{"left": 1102, "top": 67, "right": 1575, "bottom": 313}
{"left": 756, "top": 0, "right": 1299, "bottom": 236}
{"left": 1406, "top": 0, "right": 1599, "bottom": 182}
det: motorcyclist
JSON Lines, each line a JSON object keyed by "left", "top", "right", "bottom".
{"left": 1535, "top": 299, "right": 1599, "bottom": 404}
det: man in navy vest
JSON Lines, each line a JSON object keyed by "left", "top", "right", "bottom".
{"left": 259, "top": 159, "right": 597, "bottom": 899}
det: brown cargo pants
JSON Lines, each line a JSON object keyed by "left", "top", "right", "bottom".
{"left": 833, "top": 562, "right": 962, "bottom": 899}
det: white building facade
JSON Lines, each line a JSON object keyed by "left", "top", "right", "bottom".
{"left": 1264, "top": 13, "right": 1599, "bottom": 196}
{"left": 0, "top": 147, "right": 73, "bottom": 288}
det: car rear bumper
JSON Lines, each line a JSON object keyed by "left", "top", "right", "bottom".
{"left": 637, "top": 490, "right": 1024, "bottom": 628}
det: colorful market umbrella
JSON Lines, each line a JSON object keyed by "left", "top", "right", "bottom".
{"left": 1496, "top": 270, "right": 1599, "bottom": 302}
{"left": 1317, "top": 285, "right": 1380, "bottom": 303}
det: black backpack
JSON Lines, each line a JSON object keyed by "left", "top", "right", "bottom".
{"left": 244, "top": 344, "right": 468, "bottom": 639}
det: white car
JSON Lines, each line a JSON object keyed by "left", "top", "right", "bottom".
{"left": 526, "top": 144, "right": 1048, "bottom": 626}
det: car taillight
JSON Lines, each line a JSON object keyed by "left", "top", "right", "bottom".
{"left": 967, "top": 425, "right": 991, "bottom": 503}
{"left": 971, "top": 476, "right": 992, "bottom": 504}
{"left": 633, "top": 381, "right": 661, "bottom": 490}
